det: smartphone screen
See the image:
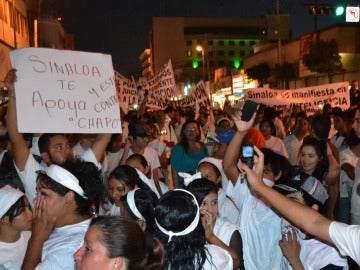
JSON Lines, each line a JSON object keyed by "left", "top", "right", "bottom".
{"left": 242, "top": 145, "right": 254, "bottom": 168}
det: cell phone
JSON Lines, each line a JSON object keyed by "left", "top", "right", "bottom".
{"left": 242, "top": 145, "right": 254, "bottom": 169}
{"left": 241, "top": 100, "right": 258, "bottom": 121}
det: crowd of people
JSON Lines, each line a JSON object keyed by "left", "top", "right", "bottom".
{"left": 0, "top": 68, "right": 360, "bottom": 269}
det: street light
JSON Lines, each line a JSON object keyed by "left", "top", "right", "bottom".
{"left": 196, "top": 45, "right": 205, "bottom": 80}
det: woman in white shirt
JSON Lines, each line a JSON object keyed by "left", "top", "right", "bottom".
{"left": 260, "top": 119, "right": 289, "bottom": 158}
{"left": 0, "top": 184, "right": 32, "bottom": 270}
{"left": 21, "top": 160, "right": 107, "bottom": 270}
{"left": 187, "top": 179, "right": 243, "bottom": 270}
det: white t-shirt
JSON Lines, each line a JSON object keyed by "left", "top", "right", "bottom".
{"left": 214, "top": 217, "right": 240, "bottom": 246}
{"left": 0, "top": 231, "right": 31, "bottom": 270}
{"left": 339, "top": 147, "right": 357, "bottom": 199}
{"left": 203, "top": 244, "right": 233, "bottom": 270}
{"left": 106, "top": 149, "right": 124, "bottom": 176}
{"left": 35, "top": 219, "right": 90, "bottom": 270}
{"left": 329, "top": 221, "right": 360, "bottom": 265}
{"left": 99, "top": 201, "right": 121, "bottom": 216}
{"left": 266, "top": 136, "right": 289, "bottom": 158}
{"left": 351, "top": 159, "right": 360, "bottom": 224}
{"left": 280, "top": 233, "right": 348, "bottom": 269}
{"left": 226, "top": 176, "right": 283, "bottom": 270}
{"left": 218, "top": 189, "right": 240, "bottom": 226}
{"left": 284, "top": 134, "right": 307, "bottom": 166}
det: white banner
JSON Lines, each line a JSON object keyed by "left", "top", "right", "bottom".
{"left": 10, "top": 48, "right": 121, "bottom": 133}
{"left": 174, "top": 81, "right": 210, "bottom": 109}
{"left": 245, "top": 82, "right": 350, "bottom": 114}
{"left": 116, "top": 60, "right": 177, "bottom": 113}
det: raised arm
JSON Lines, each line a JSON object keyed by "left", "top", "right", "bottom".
{"left": 5, "top": 69, "right": 30, "bottom": 171}
{"left": 242, "top": 146, "right": 333, "bottom": 244}
{"left": 223, "top": 110, "right": 255, "bottom": 185}
{"left": 90, "top": 133, "right": 112, "bottom": 163}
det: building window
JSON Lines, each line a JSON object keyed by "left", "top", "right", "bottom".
{"left": 229, "top": 50, "right": 235, "bottom": 56}
{"left": 218, "top": 60, "right": 225, "bottom": 66}
{"left": 249, "top": 40, "right": 256, "bottom": 46}
{"left": 208, "top": 40, "right": 213, "bottom": 46}
{"left": 239, "top": 50, "right": 245, "bottom": 57}
{"left": 218, "top": 40, "right": 224, "bottom": 46}
{"left": 208, "top": 51, "right": 214, "bottom": 56}
{"left": 186, "top": 40, "right": 192, "bottom": 46}
{"left": 209, "top": 60, "right": 215, "bottom": 68}
{"left": 229, "top": 40, "right": 235, "bottom": 46}
{"left": 218, "top": 50, "right": 224, "bottom": 56}
{"left": 186, "top": 50, "right": 192, "bottom": 57}
{"left": 239, "top": 41, "right": 245, "bottom": 46}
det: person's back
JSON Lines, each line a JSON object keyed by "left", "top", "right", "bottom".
{"left": 154, "top": 189, "right": 233, "bottom": 270}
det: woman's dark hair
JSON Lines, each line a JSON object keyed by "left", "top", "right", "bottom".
{"left": 121, "top": 188, "right": 158, "bottom": 234}
{"left": 299, "top": 136, "right": 329, "bottom": 180}
{"left": 2, "top": 196, "right": 26, "bottom": 222}
{"left": 259, "top": 119, "right": 276, "bottom": 137}
{"left": 108, "top": 165, "right": 142, "bottom": 189}
{"left": 198, "top": 162, "right": 221, "bottom": 180}
{"left": 347, "top": 129, "right": 360, "bottom": 147}
{"left": 179, "top": 119, "right": 201, "bottom": 152}
{"left": 90, "top": 216, "right": 164, "bottom": 270}
{"left": 311, "top": 114, "right": 331, "bottom": 140}
{"left": 36, "top": 159, "right": 107, "bottom": 216}
{"left": 109, "top": 165, "right": 151, "bottom": 191}
{"left": 261, "top": 148, "right": 294, "bottom": 184}
{"left": 186, "top": 178, "right": 218, "bottom": 206}
{"left": 127, "top": 154, "right": 148, "bottom": 169}
{"left": 154, "top": 190, "right": 207, "bottom": 270}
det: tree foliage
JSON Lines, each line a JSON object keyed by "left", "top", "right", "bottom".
{"left": 302, "top": 39, "right": 342, "bottom": 83}
{"left": 246, "top": 62, "right": 271, "bottom": 86}
{"left": 274, "top": 61, "right": 298, "bottom": 89}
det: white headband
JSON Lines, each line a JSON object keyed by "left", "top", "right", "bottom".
{"left": 178, "top": 172, "right": 202, "bottom": 186}
{"left": 0, "top": 185, "right": 24, "bottom": 218}
{"left": 44, "top": 165, "right": 88, "bottom": 199}
{"left": 126, "top": 188, "right": 145, "bottom": 221}
{"left": 155, "top": 189, "right": 200, "bottom": 243}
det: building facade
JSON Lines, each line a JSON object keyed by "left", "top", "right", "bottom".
{"left": 0, "top": 0, "right": 29, "bottom": 79}
{"left": 143, "top": 17, "right": 273, "bottom": 93}
{"left": 244, "top": 23, "right": 360, "bottom": 88}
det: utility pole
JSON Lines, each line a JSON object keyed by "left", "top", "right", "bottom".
{"left": 276, "top": 0, "right": 282, "bottom": 66}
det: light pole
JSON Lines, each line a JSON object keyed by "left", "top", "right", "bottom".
{"left": 196, "top": 45, "right": 205, "bottom": 81}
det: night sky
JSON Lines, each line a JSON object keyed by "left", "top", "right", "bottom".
{"left": 60, "top": 0, "right": 358, "bottom": 74}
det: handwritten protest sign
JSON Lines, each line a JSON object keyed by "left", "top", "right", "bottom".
{"left": 115, "top": 71, "right": 137, "bottom": 114}
{"left": 116, "top": 60, "right": 176, "bottom": 113}
{"left": 174, "top": 81, "right": 210, "bottom": 109}
{"left": 139, "top": 60, "right": 177, "bottom": 108}
{"left": 245, "top": 82, "right": 349, "bottom": 115}
{"left": 10, "top": 48, "right": 121, "bottom": 133}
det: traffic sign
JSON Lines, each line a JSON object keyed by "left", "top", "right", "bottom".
{"left": 346, "top": 6, "right": 360, "bottom": 22}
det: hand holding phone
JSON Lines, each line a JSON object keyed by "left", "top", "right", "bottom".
{"left": 241, "top": 100, "right": 258, "bottom": 122}
{"left": 242, "top": 145, "right": 254, "bottom": 169}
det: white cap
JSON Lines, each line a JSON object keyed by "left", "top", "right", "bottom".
{"left": 0, "top": 185, "right": 24, "bottom": 218}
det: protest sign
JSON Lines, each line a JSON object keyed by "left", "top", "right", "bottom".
{"left": 116, "top": 60, "right": 177, "bottom": 113}
{"left": 10, "top": 48, "right": 121, "bottom": 133}
{"left": 140, "top": 59, "right": 177, "bottom": 108}
{"left": 245, "top": 82, "right": 349, "bottom": 114}
{"left": 115, "top": 71, "right": 137, "bottom": 114}
{"left": 174, "top": 81, "right": 210, "bottom": 109}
